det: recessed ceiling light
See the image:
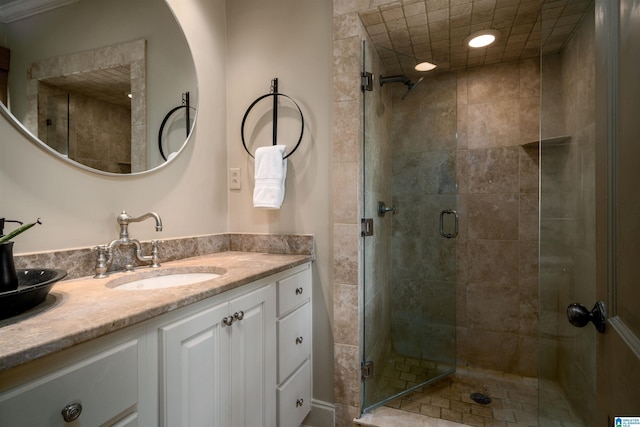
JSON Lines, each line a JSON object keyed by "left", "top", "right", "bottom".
{"left": 464, "top": 30, "right": 500, "bottom": 48}
{"left": 415, "top": 61, "right": 437, "bottom": 72}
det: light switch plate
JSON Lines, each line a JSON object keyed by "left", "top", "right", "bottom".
{"left": 229, "top": 168, "right": 241, "bottom": 190}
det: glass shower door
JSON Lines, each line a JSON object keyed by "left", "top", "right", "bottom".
{"left": 361, "top": 41, "right": 457, "bottom": 412}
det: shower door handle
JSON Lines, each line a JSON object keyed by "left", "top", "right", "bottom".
{"left": 439, "top": 209, "right": 459, "bottom": 239}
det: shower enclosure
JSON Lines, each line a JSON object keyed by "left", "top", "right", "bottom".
{"left": 357, "top": 0, "right": 639, "bottom": 422}
{"left": 360, "top": 40, "right": 457, "bottom": 412}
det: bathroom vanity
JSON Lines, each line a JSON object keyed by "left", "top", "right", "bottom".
{"left": 0, "top": 252, "right": 312, "bottom": 427}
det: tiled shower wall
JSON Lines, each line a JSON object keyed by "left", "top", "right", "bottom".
{"left": 455, "top": 59, "right": 540, "bottom": 377}
{"left": 37, "top": 89, "right": 132, "bottom": 174}
{"left": 332, "top": 7, "right": 366, "bottom": 425}
{"left": 70, "top": 93, "right": 131, "bottom": 173}
{"left": 539, "top": 5, "right": 596, "bottom": 424}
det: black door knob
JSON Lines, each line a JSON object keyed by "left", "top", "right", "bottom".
{"left": 567, "top": 301, "right": 606, "bottom": 333}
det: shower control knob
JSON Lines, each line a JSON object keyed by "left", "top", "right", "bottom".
{"left": 377, "top": 201, "right": 397, "bottom": 217}
{"left": 567, "top": 301, "right": 606, "bottom": 333}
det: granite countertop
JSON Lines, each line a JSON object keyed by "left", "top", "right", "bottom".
{"left": 0, "top": 251, "right": 311, "bottom": 372}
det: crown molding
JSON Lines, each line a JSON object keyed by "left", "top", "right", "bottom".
{"left": 0, "top": 0, "right": 79, "bottom": 23}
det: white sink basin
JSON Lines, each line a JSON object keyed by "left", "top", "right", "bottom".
{"left": 107, "top": 267, "right": 225, "bottom": 290}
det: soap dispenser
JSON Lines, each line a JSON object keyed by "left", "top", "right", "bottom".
{"left": 0, "top": 218, "right": 24, "bottom": 238}
{"left": 0, "top": 218, "right": 22, "bottom": 292}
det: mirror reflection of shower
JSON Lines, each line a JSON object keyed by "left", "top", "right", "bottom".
{"left": 379, "top": 74, "right": 425, "bottom": 100}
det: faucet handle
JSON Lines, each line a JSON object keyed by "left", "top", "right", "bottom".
{"left": 150, "top": 240, "right": 161, "bottom": 268}
{"left": 93, "top": 245, "right": 109, "bottom": 278}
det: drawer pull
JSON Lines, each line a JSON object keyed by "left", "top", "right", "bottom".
{"left": 234, "top": 311, "right": 245, "bottom": 321}
{"left": 61, "top": 402, "right": 83, "bottom": 422}
{"left": 222, "top": 316, "right": 235, "bottom": 326}
{"left": 295, "top": 336, "right": 304, "bottom": 345}
{"left": 296, "top": 398, "right": 304, "bottom": 407}
{"left": 295, "top": 287, "right": 304, "bottom": 295}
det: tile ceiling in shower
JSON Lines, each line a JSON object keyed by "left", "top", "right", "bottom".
{"left": 360, "top": 0, "right": 594, "bottom": 75}
{"left": 40, "top": 66, "right": 132, "bottom": 108}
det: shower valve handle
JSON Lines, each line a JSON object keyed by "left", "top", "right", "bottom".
{"left": 378, "top": 201, "right": 397, "bottom": 217}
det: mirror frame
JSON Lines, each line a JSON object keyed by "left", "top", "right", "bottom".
{"left": 0, "top": 0, "right": 198, "bottom": 177}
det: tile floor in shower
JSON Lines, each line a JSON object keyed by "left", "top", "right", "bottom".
{"left": 356, "top": 353, "right": 540, "bottom": 427}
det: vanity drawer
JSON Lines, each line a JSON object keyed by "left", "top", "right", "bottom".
{"left": 277, "top": 359, "right": 311, "bottom": 427}
{"left": 277, "top": 302, "right": 311, "bottom": 383}
{"left": 0, "top": 339, "right": 139, "bottom": 426}
{"left": 277, "top": 265, "right": 311, "bottom": 316}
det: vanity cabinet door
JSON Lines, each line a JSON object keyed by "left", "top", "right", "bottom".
{"left": 159, "top": 282, "right": 276, "bottom": 427}
{"left": 159, "top": 300, "right": 231, "bottom": 427}
{"left": 228, "top": 283, "right": 276, "bottom": 427}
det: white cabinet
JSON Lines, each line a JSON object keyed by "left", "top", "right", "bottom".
{"left": 228, "top": 284, "right": 277, "bottom": 426}
{"left": 276, "top": 264, "right": 312, "bottom": 427}
{"left": 159, "top": 299, "right": 230, "bottom": 426}
{"left": 0, "top": 331, "right": 144, "bottom": 426}
{"left": 0, "top": 262, "right": 311, "bottom": 427}
{"left": 159, "top": 282, "right": 276, "bottom": 427}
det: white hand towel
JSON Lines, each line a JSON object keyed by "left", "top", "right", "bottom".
{"left": 253, "top": 145, "right": 287, "bottom": 209}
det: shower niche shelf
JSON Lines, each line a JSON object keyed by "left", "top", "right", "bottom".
{"left": 522, "top": 135, "right": 572, "bottom": 148}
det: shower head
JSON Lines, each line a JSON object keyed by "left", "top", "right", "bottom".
{"left": 379, "top": 75, "right": 424, "bottom": 100}
{"left": 401, "top": 77, "right": 424, "bottom": 100}
{"left": 379, "top": 75, "right": 412, "bottom": 87}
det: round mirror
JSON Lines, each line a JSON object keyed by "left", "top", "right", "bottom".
{"left": 0, "top": 0, "right": 197, "bottom": 175}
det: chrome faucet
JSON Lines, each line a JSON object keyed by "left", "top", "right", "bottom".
{"left": 94, "top": 211, "right": 163, "bottom": 278}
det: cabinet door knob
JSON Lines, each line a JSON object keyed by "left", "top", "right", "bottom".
{"left": 222, "top": 316, "right": 235, "bottom": 326}
{"left": 234, "top": 311, "right": 244, "bottom": 321}
{"left": 61, "top": 402, "right": 83, "bottom": 422}
{"left": 295, "top": 336, "right": 304, "bottom": 345}
{"left": 296, "top": 398, "right": 304, "bottom": 407}
{"left": 295, "top": 287, "right": 304, "bottom": 295}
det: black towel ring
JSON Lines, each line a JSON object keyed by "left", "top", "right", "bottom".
{"left": 241, "top": 79, "right": 304, "bottom": 159}
{"left": 158, "top": 92, "right": 195, "bottom": 161}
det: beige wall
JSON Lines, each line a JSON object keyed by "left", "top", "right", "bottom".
{"left": 225, "top": 0, "right": 334, "bottom": 406}
{"left": 2, "top": 0, "right": 335, "bottom": 409}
